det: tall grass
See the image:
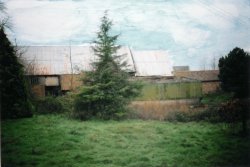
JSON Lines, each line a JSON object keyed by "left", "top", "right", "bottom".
{"left": 2, "top": 115, "right": 250, "bottom": 167}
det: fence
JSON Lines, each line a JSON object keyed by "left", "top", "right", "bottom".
{"left": 137, "top": 81, "right": 202, "bottom": 100}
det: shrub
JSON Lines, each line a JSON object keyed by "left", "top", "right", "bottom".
{"left": 164, "top": 110, "right": 216, "bottom": 122}
{"left": 217, "top": 99, "right": 242, "bottom": 123}
{"left": 35, "top": 96, "right": 63, "bottom": 114}
{"left": 57, "top": 92, "right": 76, "bottom": 114}
{"left": 164, "top": 111, "right": 191, "bottom": 122}
{"left": 218, "top": 99, "right": 250, "bottom": 136}
{"left": 193, "top": 98, "right": 249, "bottom": 127}
{"left": 189, "top": 106, "right": 220, "bottom": 122}
{"left": 201, "top": 92, "right": 233, "bottom": 105}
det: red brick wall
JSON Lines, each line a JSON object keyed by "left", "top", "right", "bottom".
{"left": 202, "top": 81, "right": 220, "bottom": 94}
{"left": 60, "top": 74, "right": 83, "bottom": 91}
{"left": 31, "top": 85, "right": 45, "bottom": 97}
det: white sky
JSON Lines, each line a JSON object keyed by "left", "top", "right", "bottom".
{"left": 3, "top": 0, "right": 250, "bottom": 70}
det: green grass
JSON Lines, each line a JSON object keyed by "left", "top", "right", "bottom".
{"left": 2, "top": 115, "right": 250, "bottom": 167}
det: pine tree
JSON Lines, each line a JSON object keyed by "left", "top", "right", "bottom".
{"left": 218, "top": 47, "right": 250, "bottom": 135}
{"left": 218, "top": 47, "right": 250, "bottom": 98}
{"left": 74, "top": 12, "right": 141, "bottom": 120}
{"left": 0, "top": 27, "right": 33, "bottom": 119}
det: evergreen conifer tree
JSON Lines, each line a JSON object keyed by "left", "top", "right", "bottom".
{"left": 218, "top": 47, "right": 250, "bottom": 135}
{"left": 218, "top": 47, "right": 250, "bottom": 98}
{"left": 0, "top": 26, "right": 33, "bottom": 119}
{"left": 74, "top": 12, "right": 141, "bottom": 120}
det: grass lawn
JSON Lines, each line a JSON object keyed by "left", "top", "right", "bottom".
{"left": 1, "top": 115, "right": 250, "bottom": 167}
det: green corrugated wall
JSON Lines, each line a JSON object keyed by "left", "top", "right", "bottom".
{"left": 137, "top": 81, "right": 202, "bottom": 100}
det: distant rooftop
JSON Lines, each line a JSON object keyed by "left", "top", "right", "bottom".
{"left": 173, "top": 66, "right": 189, "bottom": 72}
{"left": 173, "top": 70, "right": 219, "bottom": 82}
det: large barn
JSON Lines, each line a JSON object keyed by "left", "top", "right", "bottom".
{"left": 20, "top": 45, "right": 173, "bottom": 97}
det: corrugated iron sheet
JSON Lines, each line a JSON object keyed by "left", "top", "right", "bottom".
{"left": 20, "top": 46, "right": 173, "bottom": 76}
{"left": 19, "top": 45, "right": 135, "bottom": 75}
{"left": 132, "top": 50, "right": 172, "bottom": 76}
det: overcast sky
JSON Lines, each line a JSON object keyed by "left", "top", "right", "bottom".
{"left": 4, "top": 0, "right": 250, "bottom": 70}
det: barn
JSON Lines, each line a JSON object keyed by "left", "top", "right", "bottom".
{"left": 20, "top": 45, "right": 173, "bottom": 97}
{"left": 20, "top": 45, "right": 219, "bottom": 98}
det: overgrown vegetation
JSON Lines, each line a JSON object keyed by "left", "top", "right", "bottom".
{"left": 201, "top": 92, "right": 233, "bottom": 105}
{"left": 34, "top": 92, "right": 76, "bottom": 115}
{"left": 163, "top": 92, "right": 247, "bottom": 124}
{"left": 2, "top": 115, "right": 250, "bottom": 167}
{"left": 74, "top": 12, "right": 141, "bottom": 120}
{"left": 196, "top": 92, "right": 234, "bottom": 123}
{"left": 35, "top": 96, "right": 63, "bottom": 114}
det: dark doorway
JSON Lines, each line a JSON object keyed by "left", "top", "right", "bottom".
{"left": 45, "top": 86, "right": 61, "bottom": 96}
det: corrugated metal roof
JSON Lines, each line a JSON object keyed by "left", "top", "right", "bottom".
{"left": 19, "top": 45, "right": 135, "bottom": 75}
{"left": 132, "top": 50, "right": 172, "bottom": 76}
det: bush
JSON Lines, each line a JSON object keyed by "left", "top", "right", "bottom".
{"left": 164, "top": 107, "right": 222, "bottom": 123}
{"left": 57, "top": 92, "right": 76, "bottom": 114}
{"left": 195, "top": 92, "right": 234, "bottom": 123}
{"left": 190, "top": 106, "right": 219, "bottom": 123}
{"left": 165, "top": 111, "right": 187, "bottom": 122}
{"left": 201, "top": 92, "right": 233, "bottom": 105}
{"left": 35, "top": 96, "right": 63, "bottom": 114}
{"left": 164, "top": 110, "right": 217, "bottom": 122}
{"left": 34, "top": 91, "right": 78, "bottom": 115}
{"left": 191, "top": 98, "right": 249, "bottom": 126}
{"left": 217, "top": 99, "right": 242, "bottom": 123}
{"left": 73, "top": 96, "right": 95, "bottom": 120}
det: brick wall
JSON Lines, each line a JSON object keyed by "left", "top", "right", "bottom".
{"left": 173, "top": 70, "right": 220, "bottom": 95}
{"left": 202, "top": 81, "right": 220, "bottom": 94}
{"left": 31, "top": 85, "right": 45, "bottom": 97}
{"left": 173, "top": 70, "right": 219, "bottom": 81}
{"left": 60, "top": 74, "right": 83, "bottom": 91}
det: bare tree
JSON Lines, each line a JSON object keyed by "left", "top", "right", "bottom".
{"left": 210, "top": 56, "right": 217, "bottom": 70}
{"left": 0, "top": 2, "right": 12, "bottom": 29}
